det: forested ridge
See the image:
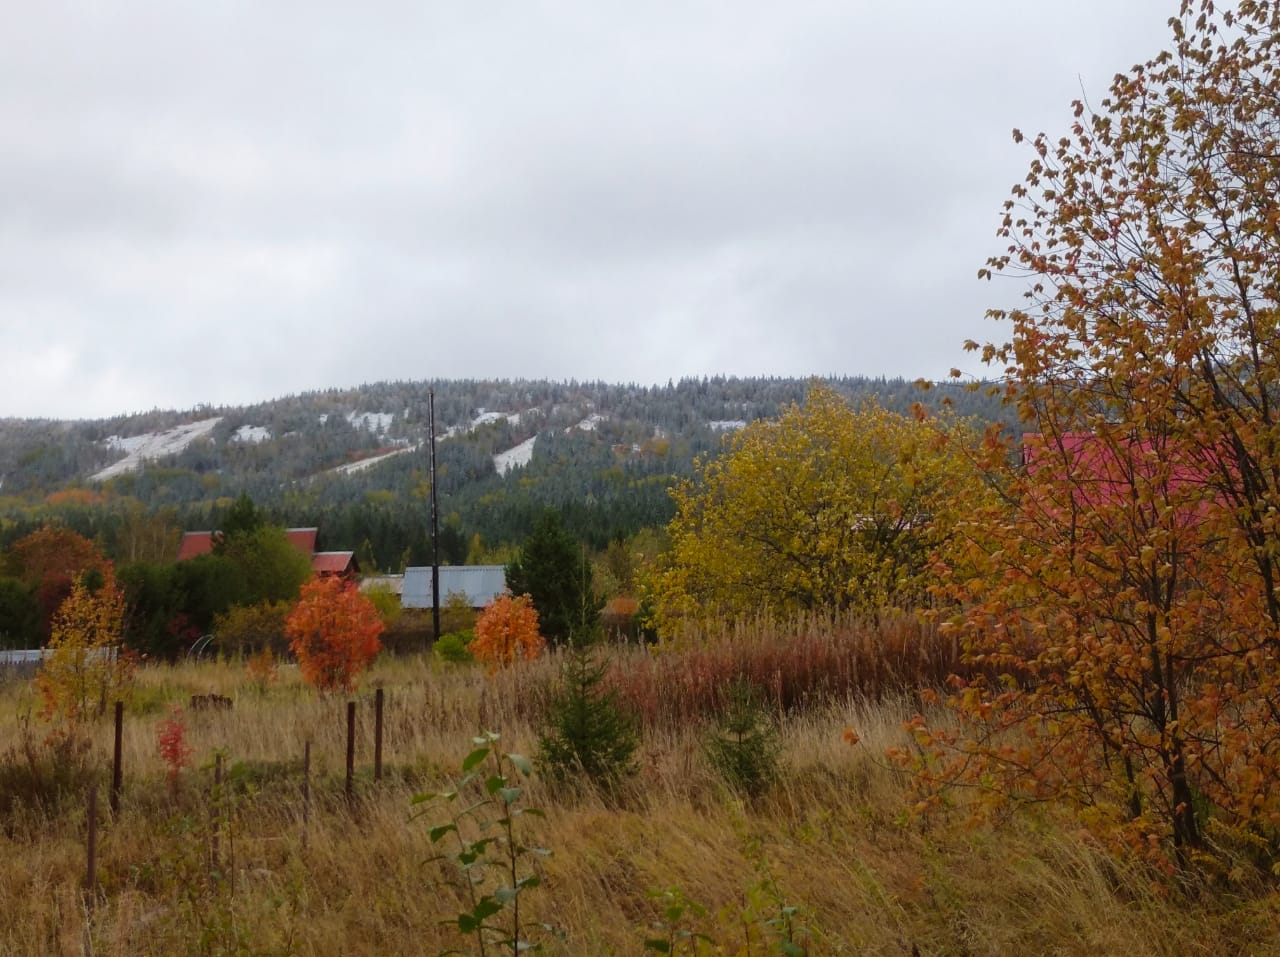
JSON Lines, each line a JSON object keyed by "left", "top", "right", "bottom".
{"left": 0, "top": 376, "right": 1012, "bottom": 566}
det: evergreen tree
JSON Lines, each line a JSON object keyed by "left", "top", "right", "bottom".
{"left": 705, "top": 677, "right": 780, "bottom": 799}
{"left": 505, "top": 509, "right": 599, "bottom": 646}
{"left": 538, "top": 645, "right": 637, "bottom": 792}
{"left": 219, "top": 493, "right": 264, "bottom": 542}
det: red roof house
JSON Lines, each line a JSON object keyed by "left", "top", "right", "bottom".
{"left": 176, "top": 526, "right": 354, "bottom": 577}
{"left": 1021, "top": 432, "right": 1225, "bottom": 528}
{"left": 311, "top": 551, "right": 359, "bottom": 577}
{"left": 176, "top": 531, "right": 218, "bottom": 560}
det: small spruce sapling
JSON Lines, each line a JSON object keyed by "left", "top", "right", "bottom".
{"left": 705, "top": 676, "right": 781, "bottom": 799}
{"left": 538, "top": 644, "right": 638, "bottom": 793}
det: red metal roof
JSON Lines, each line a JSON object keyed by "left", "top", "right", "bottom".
{"left": 176, "top": 531, "right": 216, "bottom": 560}
{"left": 286, "top": 528, "right": 319, "bottom": 555}
{"left": 178, "top": 527, "right": 322, "bottom": 561}
{"left": 312, "top": 551, "right": 356, "bottom": 575}
{"left": 1022, "top": 432, "right": 1223, "bottom": 524}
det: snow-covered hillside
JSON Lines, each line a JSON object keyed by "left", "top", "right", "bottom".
{"left": 328, "top": 445, "right": 419, "bottom": 476}
{"left": 569, "top": 413, "right": 607, "bottom": 432}
{"left": 232, "top": 425, "right": 271, "bottom": 443}
{"left": 494, "top": 436, "right": 537, "bottom": 476}
{"left": 92, "top": 417, "right": 223, "bottom": 481}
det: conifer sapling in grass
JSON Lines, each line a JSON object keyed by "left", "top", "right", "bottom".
{"left": 705, "top": 676, "right": 781, "bottom": 799}
{"left": 538, "top": 643, "right": 638, "bottom": 791}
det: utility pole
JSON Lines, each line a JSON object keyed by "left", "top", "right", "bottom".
{"left": 429, "top": 387, "right": 441, "bottom": 642}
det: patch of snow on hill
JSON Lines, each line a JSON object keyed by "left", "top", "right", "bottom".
{"left": 471, "top": 410, "right": 507, "bottom": 428}
{"left": 568, "top": 413, "right": 607, "bottom": 433}
{"left": 445, "top": 409, "right": 537, "bottom": 437}
{"left": 494, "top": 436, "right": 537, "bottom": 476}
{"left": 330, "top": 445, "right": 419, "bottom": 475}
{"left": 94, "top": 417, "right": 223, "bottom": 481}
{"left": 233, "top": 425, "right": 271, "bottom": 444}
{"left": 709, "top": 420, "right": 747, "bottom": 432}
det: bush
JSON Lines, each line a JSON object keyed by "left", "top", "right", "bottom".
{"left": 471, "top": 594, "right": 545, "bottom": 671}
{"left": 285, "top": 577, "right": 384, "bottom": 694}
{"left": 0, "top": 719, "right": 97, "bottom": 816}
{"left": 212, "top": 600, "right": 291, "bottom": 656}
{"left": 433, "top": 630, "right": 475, "bottom": 665}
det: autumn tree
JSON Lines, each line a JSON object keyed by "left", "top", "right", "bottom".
{"left": 213, "top": 600, "right": 293, "bottom": 656}
{"left": 285, "top": 577, "right": 384, "bottom": 693}
{"left": 471, "top": 593, "right": 545, "bottom": 671}
{"left": 5, "top": 526, "right": 106, "bottom": 589}
{"left": 652, "top": 385, "right": 987, "bottom": 634}
{"left": 5, "top": 526, "right": 108, "bottom": 641}
{"left": 917, "top": 0, "right": 1280, "bottom": 863}
{"left": 506, "top": 510, "right": 600, "bottom": 645}
{"left": 35, "top": 567, "right": 133, "bottom": 722}
{"left": 110, "top": 502, "right": 182, "bottom": 564}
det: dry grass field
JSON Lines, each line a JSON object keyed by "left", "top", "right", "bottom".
{"left": 2, "top": 619, "right": 1278, "bottom": 956}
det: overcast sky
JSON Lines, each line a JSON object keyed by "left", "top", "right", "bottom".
{"left": 1, "top": 1, "right": 1174, "bottom": 419}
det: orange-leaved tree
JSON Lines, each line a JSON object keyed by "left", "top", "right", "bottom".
{"left": 7, "top": 526, "right": 109, "bottom": 640}
{"left": 36, "top": 566, "right": 133, "bottom": 723}
{"left": 471, "top": 593, "right": 545, "bottom": 672}
{"left": 904, "top": 0, "right": 1280, "bottom": 867}
{"left": 285, "top": 577, "right": 384, "bottom": 694}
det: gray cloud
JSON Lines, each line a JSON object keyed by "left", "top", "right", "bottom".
{"left": 0, "top": 0, "right": 1172, "bottom": 417}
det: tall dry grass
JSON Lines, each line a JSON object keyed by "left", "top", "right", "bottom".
{"left": 0, "top": 618, "right": 1276, "bottom": 956}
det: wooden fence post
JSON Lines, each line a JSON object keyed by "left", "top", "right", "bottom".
{"left": 85, "top": 784, "right": 98, "bottom": 902}
{"left": 110, "top": 701, "right": 123, "bottom": 816}
{"left": 346, "top": 701, "right": 356, "bottom": 803}
{"left": 211, "top": 753, "right": 223, "bottom": 874}
{"left": 374, "top": 688, "right": 384, "bottom": 784}
{"left": 302, "top": 740, "right": 311, "bottom": 852}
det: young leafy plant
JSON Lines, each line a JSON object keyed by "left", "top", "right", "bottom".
{"left": 643, "top": 886, "right": 715, "bottom": 955}
{"left": 413, "top": 731, "right": 553, "bottom": 955}
{"left": 156, "top": 705, "right": 194, "bottom": 791}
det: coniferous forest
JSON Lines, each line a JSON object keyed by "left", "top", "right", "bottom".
{"left": 0, "top": 376, "right": 1013, "bottom": 566}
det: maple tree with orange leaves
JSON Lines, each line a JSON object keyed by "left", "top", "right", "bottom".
{"left": 6, "top": 526, "right": 109, "bottom": 640}
{"left": 470, "top": 593, "right": 545, "bottom": 671}
{"left": 285, "top": 577, "right": 384, "bottom": 693}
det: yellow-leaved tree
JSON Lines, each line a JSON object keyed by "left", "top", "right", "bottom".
{"left": 36, "top": 567, "right": 133, "bottom": 723}
{"left": 650, "top": 384, "right": 988, "bottom": 635}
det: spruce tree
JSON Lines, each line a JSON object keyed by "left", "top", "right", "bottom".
{"left": 538, "top": 645, "right": 637, "bottom": 792}
{"left": 705, "top": 677, "right": 780, "bottom": 799}
{"left": 505, "top": 509, "right": 599, "bottom": 646}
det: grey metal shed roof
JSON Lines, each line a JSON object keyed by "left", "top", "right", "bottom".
{"left": 402, "top": 565, "right": 508, "bottom": 609}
